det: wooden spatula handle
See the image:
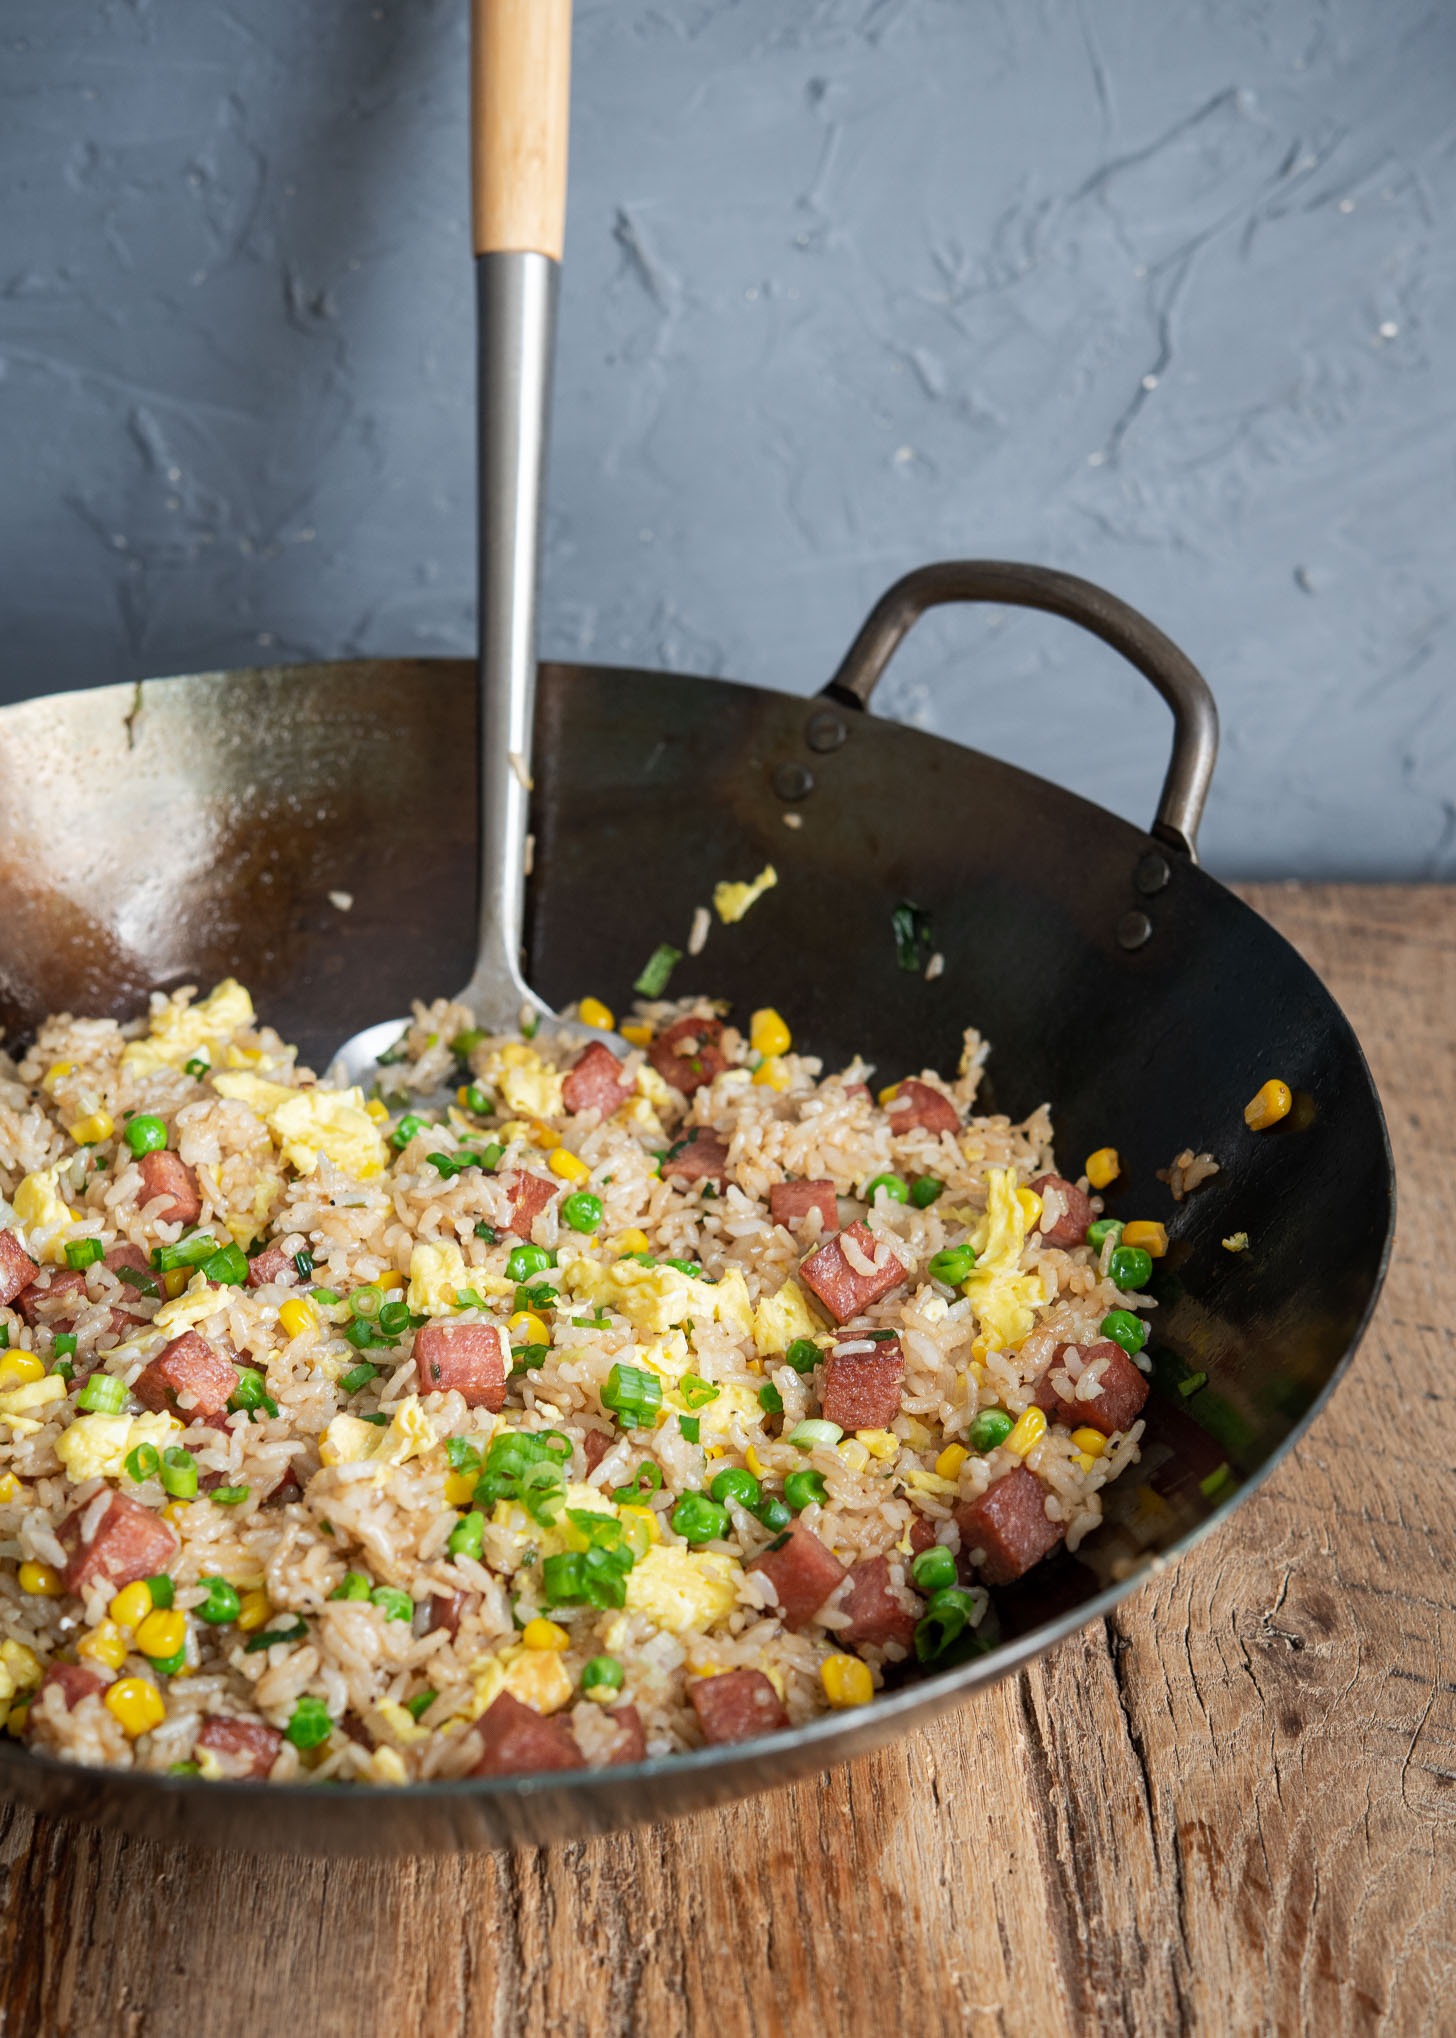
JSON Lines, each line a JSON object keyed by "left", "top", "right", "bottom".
{"left": 471, "top": 0, "right": 572, "bottom": 259}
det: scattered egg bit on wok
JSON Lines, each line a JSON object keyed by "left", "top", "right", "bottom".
{"left": 0, "top": 979, "right": 1195, "bottom": 1785}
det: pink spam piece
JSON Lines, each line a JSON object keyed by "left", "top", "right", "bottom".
{"left": 582, "top": 1429, "right": 614, "bottom": 1474}
{"left": 138, "top": 1150, "right": 203, "bottom": 1226}
{"left": 647, "top": 1016, "right": 728, "bottom": 1098}
{"left": 1028, "top": 1174, "right": 1092, "bottom": 1250}
{"left": 16, "top": 1268, "right": 86, "bottom": 1329}
{"left": 661, "top": 1128, "right": 729, "bottom": 1188}
{"left": 885, "top": 1079, "right": 960, "bottom": 1135}
{"left": 471, "top": 1690, "right": 585, "bottom": 1777}
{"left": 836, "top": 1556, "right": 919, "bottom": 1655}
{"left": 746, "top": 1518, "right": 847, "bottom": 1629}
{"left": 821, "top": 1333, "right": 904, "bottom": 1430}
{"left": 196, "top": 1714, "right": 283, "bottom": 1781}
{"left": 503, "top": 1171, "right": 559, "bottom": 1238}
{"left": 246, "top": 1242, "right": 297, "bottom": 1289}
{"left": 955, "top": 1466, "right": 1063, "bottom": 1587}
{"left": 689, "top": 1669, "right": 789, "bottom": 1747}
{"left": 427, "top": 1590, "right": 470, "bottom": 1637}
{"left": 133, "top": 1330, "right": 238, "bottom": 1424}
{"left": 606, "top": 1704, "right": 646, "bottom": 1765}
{"left": 1034, "top": 1339, "right": 1149, "bottom": 1436}
{"left": 0, "top": 1229, "right": 38, "bottom": 1307}
{"left": 798, "top": 1222, "right": 909, "bottom": 1326}
{"left": 562, "top": 1041, "right": 632, "bottom": 1118}
{"left": 37, "top": 1661, "right": 108, "bottom": 1712}
{"left": 59, "top": 1489, "right": 179, "bottom": 1595}
{"left": 413, "top": 1322, "right": 508, "bottom": 1411}
{"left": 768, "top": 1179, "right": 838, "bottom": 1232}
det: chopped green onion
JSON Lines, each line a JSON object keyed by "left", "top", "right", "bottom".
{"left": 610, "top": 1462, "right": 662, "bottom": 1504}
{"left": 463, "top": 1083, "right": 492, "bottom": 1115}
{"left": 293, "top": 1249, "right": 315, "bottom": 1279}
{"left": 1178, "top": 1371, "right": 1208, "bottom": 1398}
{"left": 349, "top": 1284, "right": 384, "bottom": 1320}
{"left": 511, "top": 1342, "right": 550, "bottom": 1375}
{"left": 601, "top": 1363, "right": 662, "bottom": 1430}
{"left": 51, "top": 1360, "right": 74, "bottom": 1382}
{"left": 473, "top": 1222, "right": 498, "bottom": 1244}
{"left": 243, "top": 1618, "right": 309, "bottom": 1652}
{"left": 405, "top": 1688, "right": 437, "bottom": 1721}
{"left": 211, "top": 1485, "right": 250, "bottom": 1505}
{"left": 678, "top": 1374, "right": 720, "bottom": 1410}
{"left": 678, "top": 1415, "right": 700, "bottom": 1444}
{"left": 671, "top": 1491, "right": 728, "bottom": 1545}
{"left": 284, "top": 1695, "right": 333, "bottom": 1750}
{"left": 390, "top": 1113, "right": 428, "bottom": 1150}
{"left": 64, "top": 1238, "right": 104, "bottom": 1271}
{"left": 168, "top": 1761, "right": 201, "bottom": 1776}
{"left": 229, "top": 1367, "right": 268, "bottom": 1413}
{"left": 426, "top": 1151, "right": 469, "bottom": 1180}
{"left": 53, "top": 1333, "right": 77, "bottom": 1360}
{"left": 329, "top": 1572, "right": 371, "bottom": 1602}
{"left": 184, "top": 1054, "right": 210, "bottom": 1079}
{"left": 358, "top": 1411, "right": 388, "bottom": 1426}
{"left": 445, "top": 1437, "right": 483, "bottom": 1473}
{"left": 708, "top": 1466, "right": 760, "bottom": 1510}
{"left": 1100, "top": 1308, "right": 1148, "bottom": 1356}
{"left": 927, "top": 1245, "right": 976, "bottom": 1287}
{"left": 311, "top": 1286, "right": 341, "bottom": 1305}
{"left": 560, "top": 1190, "right": 603, "bottom": 1234}
{"left": 449, "top": 1029, "right": 487, "bottom": 1059}
{"left": 196, "top": 1576, "right": 240, "bottom": 1624}
{"left": 125, "top": 1443, "right": 161, "bottom": 1482}
{"left": 865, "top": 1173, "right": 909, "bottom": 1205}
{"left": 370, "top": 1586, "right": 414, "bottom": 1623}
{"left": 77, "top": 1373, "right": 126, "bottom": 1414}
{"left": 152, "top": 1647, "right": 187, "bottom": 1678}
{"left": 633, "top": 943, "right": 682, "bottom": 999}
{"left": 123, "top": 1114, "right": 168, "bottom": 1156}
{"left": 514, "top": 1280, "right": 559, "bottom": 1313}
{"left": 910, "top": 1545, "right": 957, "bottom": 1594}
{"left": 784, "top": 1338, "right": 820, "bottom": 1375}
{"left": 447, "top": 1511, "right": 485, "bottom": 1560}
{"left": 909, "top": 1175, "right": 945, "bottom": 1209}
{"left": 784, "top": 1468, "right": 828, "bottom": 1512}
{"left": 144, "top": 1574, "right": 174, "bottom": 1609}
{"left": 969, "top": 1408, "right": 1015, "bottom": 1453}
{"left": 153, "top": 1231, "right": 217, "bottom": 1274}
{"left": 581, "top": 1655, "right": 624, "bottom": 1696}
{"left": 115, "top": 1264, "right": 159, "bottom": 1297}
{"left": 914, "top": 1585, "right": 982, "bottom": 1663}
{"left": 159, "top": 1447, "right": 198, "bottom": 1499}
{"left": 891, "top": 899, "right": 931, "bottom": 972}
{"left": 377, "top": 1299, "right": 410, "bottom": 1337}
{"left": 788, "top": 1418, "right": 842, "bottom": 1451}
{"left": 201, "top": 1242, "right": 250, "bottom": 1287}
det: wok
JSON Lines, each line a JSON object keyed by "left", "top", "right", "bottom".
{"left": 0, "top": 558, "right": 1394, "bottom": 1854}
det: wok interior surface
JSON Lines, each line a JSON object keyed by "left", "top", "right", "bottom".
{"left": 0, "top": 657, "right": 1392, "bottom": 1853}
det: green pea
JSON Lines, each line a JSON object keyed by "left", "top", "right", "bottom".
{"left": 560, "top": 1191, "right": 604, "bottom": 1235}
{"left": 670, "top": 1492, "right": 728, "bottom": 1545}
{"left": 506, "top": 1244, "right": 554, "bottom": 1282}
{"left": 447, "top": 1511, "right": 486, "bottom": 1560}
{"left": 390, "top": 1113, "right": 428, "bottom": 1151}
{"left": 969, "top": 1408, "right": 1015, "bottom": 1452}
{"left": 865, "top": 1173, "right": 909, "bottom": 1205}
{"left": 370, "top": 1586, "right": 415, "bottom": 1623}
{"left": 909, "top": 1175, "right": 944, "bottom": 1209}
{"left": 196, "top": 1576, "right": 240, "bottom": 1625}
{"left": 754, "top": 1495, "right": 793, "bottom": 1533}
{"left": 581, "top": 1655, "right": 625, "bottom": 1695}
{"left": 329, "top": 1571, "right": 372, "bottom": 1602}
{"left": 1108, "top": 1244, "right": 1153, "bottom": 1292}
{"left": 1086, "top": 1218, "right": 1124, "bottom": 1254}
{"left": 708, "top": 1466, "right": 761, "bottom": 1510}
{"left": 784, "top": 1468, "right": 827, "bottom": 1512}
{"left": 928, "top": 1245, "right": 976, "bottom": 1287}
{"left": 784, "top": 1338, "right": 820, "bottom": 1374}
{"left": 1100, "top": 1308, "right": 1148, "bottom": 1356}
{"left": 123, "top": 1114, "right": 168, "bottom": 1156}
{"left": 284, "top": 1695, "right": 333, "bottom": 1750}
{"left": 910, "top": 1545, "right": 957, "bottom": 1594}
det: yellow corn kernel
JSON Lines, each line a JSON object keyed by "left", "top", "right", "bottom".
{"left": 236, "top": 1587, "right": 271, "bottom": 1633}
{"left": 379, "top": 1269, "right": 406, "bottom": 1292}
{"left": 1245, "top": 1078, "right": 1292, "bottom": 1130}
{"left": 109, "top": 1581, "right": 153, "bottom": 1633}
{"left": 614, "top": 1229, "right": 651, "bottom": 1257}
{"left": 522, "top": 1618, "right": 571, "bottom": 1652}
{"left": 18, "top": 1562, "right": 63, "bottom": 1597}
{"left": 620, "top": 1022, "right": 653, "bottom": 1048}
{"left": 134, "top": 1608, "right": 186, "bottom": 1661}
{"left": 370, "top": 1745, "right": 408, "bottom": 1786}
{"left": 856, "top": 1429, "right": 899, "bottom": 1462}
{"left": 876, "top": 1083, "right": 900, "bottom": 1107}
{"left": 753, "top": 1057, "right": 790, "bottom": 1091}
{"left": 1004, "top": 1406, "right": 1047, "bottom": 1460}
{"left": 104, "top": 1676, "right": 165, "bottom": 1738}
{"left": 528, "top": 1121, "right": 562, "bottom": 1152}
{"left": 548, "top": 1148, "right": 590, "bottom": 1186}
{"left": 578, "top": 997, "right": 615, "bottom": 1032}
{"left": 365, "top": 1098, "right": 390, "bottom": 1123}
{"left": 68, "top": 1111, "right": 114, "bottom": 1147}
{"left": 1122, "top": 1220, "right": 1168, "bottom": 1259}
{"left": 509, "top": 1310, "right": 549, "bottom": 1346}
{"left": 160, "top": 1501, "right": 189, "bottom": 1525}
{"left": 0, "top": 1353, "right": 44, "bottom": 1393}
{"left": 934, "top": 1443, "right": 969, "bottom": 1481}
{"left": 443, "top": 1470, "right": 476, "bottom": 1506}
{"left": 7, "top": 1704, "right": 30, "bottom": 1737}
{"left": 41, "top": 1061, "right": 74, "bottom": 1095}
{"left": 278, "top": 1297, "right": 318, "bottom": 1340}
{"left": 749, "top": 1008, "right": 792, "bottom": 1059}
{"left": 820, "top": 1654, "right": 874, "bottom": 1709}
{"left": 1016, "top": 1187, "right": 1042, "bottom": 1228}
{"left": 162, "top": 1267, "right": 190, "bottom": 1300}
{"left": 1, "top": 1640, "right": 41, "bottom": 1691}
{"left": 1085, "top": 1146, "right": 1121, "bottom": 1191}
{"left": 0, "top": 1472, "right": 19, "bottom": 1506}
{"left": 619, "top": 1503, "right": 660, "bottom": 1546}
{"left": 1071, "top": 1427, "right": 1107, "bottom": 1460}
{"left": 745, "top": 1443, "right": 766, "bottom": 1479}
{"left": 837, "top": 1438, "right": 870, "bottom": 1473}
{"left": 76, "top": 1620, "right": 129, "bottom": 1672}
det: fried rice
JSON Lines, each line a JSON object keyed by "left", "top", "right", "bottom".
{"left": 0, "top": 982, "right": 1153, "bottom": 1785}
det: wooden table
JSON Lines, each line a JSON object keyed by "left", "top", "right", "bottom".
{"left": 0, "top": 885, "right": 1448, "bottom": 2037}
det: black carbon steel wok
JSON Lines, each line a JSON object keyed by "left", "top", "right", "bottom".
{"left": 0, "top": 558, "right": 1393, "bottom": 1855}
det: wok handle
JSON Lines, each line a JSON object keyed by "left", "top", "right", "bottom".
{"left": 471, "top": 0, "right": 572, "bottom": 258}
{"left": 822, "top": 561, "right": 1219, "bottom": 862}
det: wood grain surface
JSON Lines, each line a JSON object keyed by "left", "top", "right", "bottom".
{"left": 0, "top": 884, "right": 1449, "bottom": 2038}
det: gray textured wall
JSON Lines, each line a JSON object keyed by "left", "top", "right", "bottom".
{"left": 2, "top": 1, "right": 1452, "bottom": 878}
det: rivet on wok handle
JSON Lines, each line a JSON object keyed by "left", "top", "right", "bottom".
{"left": 804, "top": 710, "right": 847, "bottom": 754}
{"left": 1134, "top": 851, "right": 1171, "bottom": 896}
{"left": 1117, "top": 911, "right": 1153, "bottom": 951}
{"left": 819, "top": 560, "right": 1219, "bottom": 864}
{"left": 773, "top": 762, "right": 815, "bottom": 801}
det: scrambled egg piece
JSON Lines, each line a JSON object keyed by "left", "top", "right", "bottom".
{"left": 751, "top": 1279, "right": 817, "bottom": 1359}
{"left": 212, "top": 1073, "right": 386, "bottom": 1179}
{"left": 687, "top": 1381, "right": 762, "bottom": 1445}
{"left": 54, "top": 1410, "right": 182, "bottom": 1483}
{"left": 961, "top": 1167, "right": 1048, "bottom": 1351}
{"left": 541, "top": 1481, "right": 617, "bottom": 1556}
{"left": 564, "top": 1258, "right": 751, "bottom": 1340}
{"left": 376, "top": 1699, "right": 432, "bottom": 1746}
{"left": 465, "top": 1643, "right": 574, "bottom": 1722}
{"left": 121, "top": 979, "right": 255, "bottom": 1076}
{"left": 634, "top": 1063, "right": 676, "bottom": 1115}
{"left": 629, "top": 1330, "right": 691, "bottom": 1384}
{"left": 407, "top": 1240, "right": 470, "bottom": 1316}
{"left": 13, "top": 1169, "right": 80, "bottom": 1263}
{"left": 480, "top": 1043, "right": 564, "bottom": 1120}
{"left": 625, "top": 1546, "right": 741, "bottom": 1634}
{"left": 152, "top": 1275, "right": 230, "bottom": 1339}
{"left": 617, "top": 1092, "right": 668, "bottom": 1146}
{"left": 319, "top": 1395, "right": 433, "bottom": 1472}
{"left": 713, "top": 865, "right": 778, "bottom": 924}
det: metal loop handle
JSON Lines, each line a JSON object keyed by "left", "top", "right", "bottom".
{"left": 821, "top": 560, "right": 1218, "bottom": 861}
